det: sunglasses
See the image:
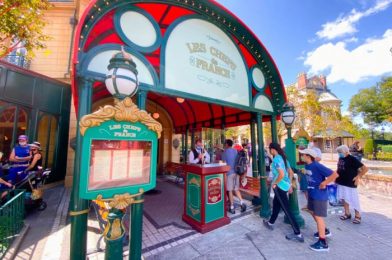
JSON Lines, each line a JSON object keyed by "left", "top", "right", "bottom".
{"left": 31, "top": 149, "right": 38, "bottom": 151}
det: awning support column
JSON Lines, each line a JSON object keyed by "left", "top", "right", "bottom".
{"left": 256, "top": 113, "right": 271, "bottom": 219}
{"left": 271, "top": 114, "right": 278, "bottom": 144}
{"left": 185, "top": 127, "right": 189, "bottom": 163}
{"left": 137, "top": 90, "right": 147, "bottom": 110}
{"left": 70, "top": 78, "right": 93, "bottom": 260}
{"left": 250, "top": 114, "right": 258, "bottom": 178}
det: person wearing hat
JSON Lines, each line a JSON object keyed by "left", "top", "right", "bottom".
{"left": 24, "top": 142, "right": 43, "bottom": 174}
{"left": 299, "top": 148, "right": 338, "bottom": 252}
{"left": 8, "top": 135, "right": 32, "bottom": 183}
{"left": 336, "top": 145, "right": 368, "bottom": 224}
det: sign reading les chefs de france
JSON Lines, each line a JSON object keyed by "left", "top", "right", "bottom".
{"left": 79, "top": 120, "right": 158, "bottom": 199}
{"left": 164, "top": 17, "right": 250, "bottom": 107}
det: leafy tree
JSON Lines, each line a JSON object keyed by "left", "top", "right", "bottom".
{"left": 286, "top": 86, "right": 324, "bottom": 136}
{"left": 318, "top": 104, "right": 344, "bottom": 158}
{"left": 0, "top": 0, "right": 51, "bottom": 59}
{"left": 262, "top": 120, "right": 285, "bottom": 145}
{"left": 339, "top": 115, "right": 369, "bottom": 139}
{"left": 349, "top": 77, "right": 392, "bottom": 125}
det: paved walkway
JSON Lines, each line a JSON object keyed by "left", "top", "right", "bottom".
{"left": 147, "top": 189, "right": 392, "bottom": 260}
{"left": 12, "top": 175, "right": 392, "bottom": 260}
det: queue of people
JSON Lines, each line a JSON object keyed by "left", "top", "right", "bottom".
{"left": 262, "top": 141, "right": 368, "bottom": 252}
{"left": 187, "top": 138, "right": 368, "bottom": 252}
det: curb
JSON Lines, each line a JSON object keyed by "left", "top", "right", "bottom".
{"left": 3, "top": 224, "right": 30, "bottom": 260}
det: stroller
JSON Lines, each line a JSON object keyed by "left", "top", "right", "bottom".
{"left": 13, "top": 168, "right": 51, "bottom": 211}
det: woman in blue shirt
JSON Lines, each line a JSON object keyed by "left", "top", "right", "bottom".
{"left": 263, "top": 143, "right": 304, "bottom": 243}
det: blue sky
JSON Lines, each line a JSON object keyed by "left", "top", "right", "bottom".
{"left": 215, "top": 0, "right": 392, "bottom": 116}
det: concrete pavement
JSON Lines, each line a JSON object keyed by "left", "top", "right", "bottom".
{"left": 9, "top": 168, "right": 392, "bottom": 260}
{"left": 147, "top": 189, "right": 392, "bottom": 260}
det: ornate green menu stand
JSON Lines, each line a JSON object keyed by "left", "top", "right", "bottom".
{"left": 182, "top": 164, "right": 231, "bottom": 233}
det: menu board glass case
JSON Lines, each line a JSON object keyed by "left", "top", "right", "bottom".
{"left": 79, "top": 120, "right": 158, "bottom": 199}
{"left": 88, "top": 140, "right": 152, "bottom": 190}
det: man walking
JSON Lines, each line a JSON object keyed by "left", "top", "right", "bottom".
{"left": 222, "top": 139, "right": 246, "bottom": 214}
{"left": 299, "top": 148, "right": 338, "bottom": 252}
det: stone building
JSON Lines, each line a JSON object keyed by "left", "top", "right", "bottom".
{"left": 286, "top": 73, "right": 354, "bottom": 152}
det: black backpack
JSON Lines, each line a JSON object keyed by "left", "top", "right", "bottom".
{"left": 234, "top": 150, "right": 247, "bottom": 175}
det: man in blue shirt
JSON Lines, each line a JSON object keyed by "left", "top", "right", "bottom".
{"left": 299, "top": 148, "right": 338, "bottom": 252}
{"left": 222, "top": 139, "right": 246, "bottom": 214}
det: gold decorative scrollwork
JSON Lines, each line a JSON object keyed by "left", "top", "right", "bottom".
{"left": 95, "top": 191, "right": 144, "bottom": 210}
{"left": 189, "top": 177, "right": 200, "bottom": 187}
{"left": 80, "top": 97, "right": 162, "bottom": 138}
{"left": 189, "top": 206, "right": 200, "bottom": 216}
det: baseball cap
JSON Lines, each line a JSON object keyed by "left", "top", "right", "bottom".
{"left": 18, "top": 135, "right": 28, "bottom": 140}
{"left": 299, "top": 148, "right": 318, "bottom": 159}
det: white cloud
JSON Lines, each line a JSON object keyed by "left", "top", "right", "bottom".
{"left": 316, "top": 0, "right": 392, "bottom": 40}
{"left": 304, "top": 29, "right": 392, "bottom": 84}
{"left": 344, "top": 37, "right": 359, "bottom": 43}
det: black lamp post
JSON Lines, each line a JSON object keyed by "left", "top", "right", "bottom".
{"left": 104, "top": 47, "right": 144, "bottom": 259}
{"left": 281, "top": 102, "right": 304, "bottom": 227}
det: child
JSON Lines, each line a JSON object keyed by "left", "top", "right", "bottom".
{"left": 299, "top": 149, "right": 338, "bottom": 252}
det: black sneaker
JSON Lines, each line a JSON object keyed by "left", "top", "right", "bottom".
{"left": 263, "top": 219, "right": 274, "bottom": 230}
{"left": 314, "top": 228, "right": 332, "bottom": 239}
{"left": 285, "top": 233, "right": 304, "bottom": 243}
{"left": 309, "top": 240, "right": 329, "bottom": 252}
{"left": 240, "top": 203, "right": 247, "bottom": 213}
{"left": 229, "top": 207, "right": 235, "bottom": 214}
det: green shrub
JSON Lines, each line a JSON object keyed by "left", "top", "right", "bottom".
{"left": 364, "top": 139, "right": 375, "bottom": 156}
{"left": 381, "top": 145, "right": 392, "bottom": 153}
{"left": 376, "top": 152, "right": 392, "bottom": 161}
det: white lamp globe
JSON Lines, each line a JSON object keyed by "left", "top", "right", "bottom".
{"left": 281, "top": 103, "right": 296, "bottom": 127}
{"left": 105, "top": 48, "right": 139, "bottom": 99}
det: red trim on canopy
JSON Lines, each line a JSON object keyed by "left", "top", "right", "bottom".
{"left": 72, "top": 0, "right": 284, "bottom": 126}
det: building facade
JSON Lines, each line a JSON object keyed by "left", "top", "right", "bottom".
{"left": 287, "top": 73, "right": 354, "bottom": 152}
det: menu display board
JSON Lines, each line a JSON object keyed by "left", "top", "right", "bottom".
{"left": 88, "top": 140, "right": 151, "bottom": 191}
{"left": 79, "top": 120, "right": 158, "bottom": 199}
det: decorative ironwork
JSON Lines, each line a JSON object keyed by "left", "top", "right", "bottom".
{"left": 95, "top": 190, "right": 144, "bottom": 241}
{"left": 79, "top": 97, "right": 162, "bottom": 138}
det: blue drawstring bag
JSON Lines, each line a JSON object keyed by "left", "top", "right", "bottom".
{"left": 327, "top": 184, "right": 343, "bottom": 206}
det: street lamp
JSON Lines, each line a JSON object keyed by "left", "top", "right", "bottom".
{"left": 281, "top": 102, "right": 304, "bottom": 227}
{"left": 281, "top": 102, "right": 296, "bottom": 131}
{"left": 105, "top": 47, "right": 139, "bottom": 100}
{"left": 103, "top": 47, "right": 144, "bottom": 259}
{"left": 381, "top": 126, "right": 385, "bottom": 140}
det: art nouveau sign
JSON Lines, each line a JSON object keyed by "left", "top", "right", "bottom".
{"left": 164, "top": 18, "right": 250, "bottom": 106}
{"left": 79, "top": 98, "right": 162, "bottom": 199}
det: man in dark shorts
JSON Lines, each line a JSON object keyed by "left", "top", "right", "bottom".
{"left": 299, "top": 149, "right": 338, "bottom": 252}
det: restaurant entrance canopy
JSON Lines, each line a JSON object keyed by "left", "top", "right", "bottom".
{"left": 72, "top": 0, "right": 287, "bottom": 132}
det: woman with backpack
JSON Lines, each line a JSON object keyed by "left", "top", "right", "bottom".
{"left": 263, "top": 142, "right": 304, "bottom": 243}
